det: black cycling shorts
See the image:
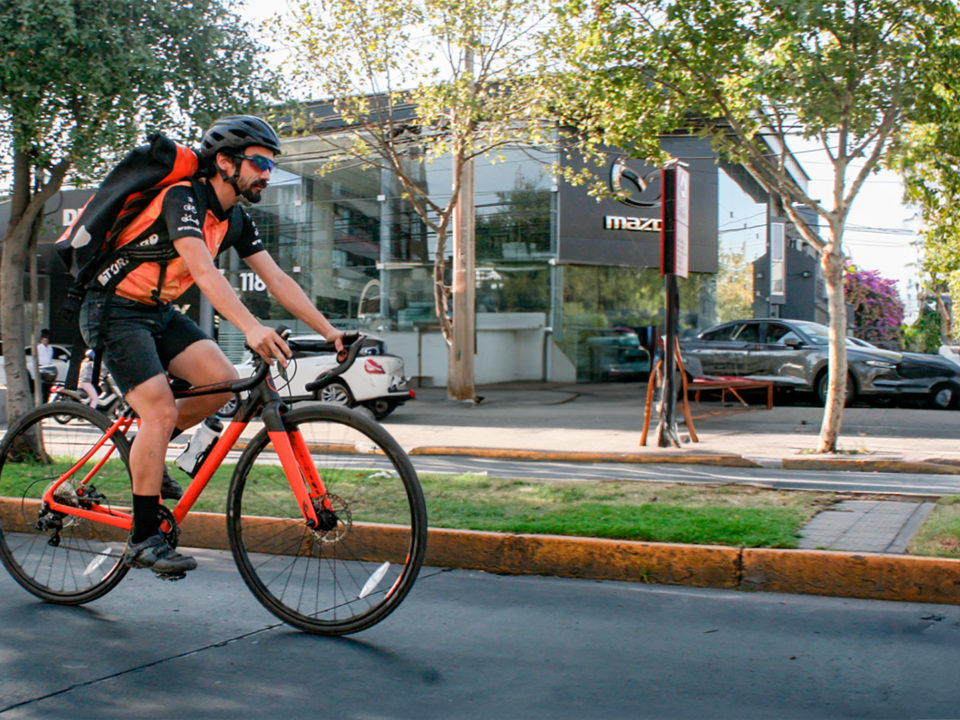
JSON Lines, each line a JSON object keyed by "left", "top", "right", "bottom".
{"left": 79, "top": 292, "right": 208, "bottom": 395}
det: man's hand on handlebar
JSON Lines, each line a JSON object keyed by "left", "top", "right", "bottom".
{"left": 245, "top": 324, "right": 292, "bottom": 367}
{"left": 325, "top": 328, "right": 347, "bottom": 361}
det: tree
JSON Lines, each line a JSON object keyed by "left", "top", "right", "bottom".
{"left": 278, "top": 0, "right": 552, "bottom": 400}
{"left": 892, "top": 121, "right": 960, "bottom": 345}
{"left": 844, "top": 266, "right": 904, "bottom": 348}
{"left": 554, "top": 0, "right": 959, "bottom": 451}
{"left": 716, "top": 246, "right": 753, "bottom": 323}
{"left": 0, "top": 0, "right": 276, "bottom": 428}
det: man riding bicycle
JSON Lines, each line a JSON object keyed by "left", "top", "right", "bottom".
{"left": 79, "top": 115, "right": 344, "bottom": 577}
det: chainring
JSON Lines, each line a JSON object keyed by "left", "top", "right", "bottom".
{"left": 157, "top": 504, "right": 181, "bottom": 549}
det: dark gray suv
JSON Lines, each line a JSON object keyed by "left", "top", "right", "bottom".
{"left": 680, "top": 318, "right": 960, "bottom": 407}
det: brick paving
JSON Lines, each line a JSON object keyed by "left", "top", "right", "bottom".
{"left": 797, "top": 500, "right": 937, "bottom": 553}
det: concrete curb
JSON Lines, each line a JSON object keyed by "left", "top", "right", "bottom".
{"left": 5, "top": 502, "right": 959, "bottom": 606}
{"left": 171, "top": 510, "right": 960, "bottom": 606}
{"left": 408, "top": 446, "right": 960, "bottom": 475}
{"left": 782, "top": 458, "right": 960, "bottom": 475}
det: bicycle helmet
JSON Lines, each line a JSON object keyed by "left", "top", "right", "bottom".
{"left": 201, "top": 115, "right": 281, "bottom": 200}
{"left": 200, "top": 115, "right": 281, "bottom": 158}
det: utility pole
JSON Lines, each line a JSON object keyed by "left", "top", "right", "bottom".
{"left": 448, "top": 45, "right": 476, "bottom": 401}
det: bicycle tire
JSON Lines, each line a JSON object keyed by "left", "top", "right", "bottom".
{"left": 52, "top": 393, "right": 81, "bottom": 425}
{"left": 227, "top": 405, "right": 427, "bottom": 635}
{"left": 0, "top": 402, "right": 132, "bottom": 604}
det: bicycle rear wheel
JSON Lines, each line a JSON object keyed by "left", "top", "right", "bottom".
{"left": 0, "top": 403, "right": 132, "bottom": 604}
{"left": 227, "top": 405, "right": 427, "bottom": 635}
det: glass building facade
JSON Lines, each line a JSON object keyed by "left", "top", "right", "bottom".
{"left": 209, "top": 132, "right": 781, "bottom": 382}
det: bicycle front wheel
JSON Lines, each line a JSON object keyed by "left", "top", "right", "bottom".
{"left": 0, "top": 403, "right": 132, "bottom": 604}
{"left": 227, "top": 405, "right": 427, "bottom": 635}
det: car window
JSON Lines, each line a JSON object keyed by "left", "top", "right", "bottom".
{"left": 791, "top": 321, "right": 829, "bottom": 345}
{"left": 53, "top": 347, "right": 71, "bottom": 361}
{"left": 765, "top": 323, "right": 799, "bottom": 344}
{"left": 732, "top": 323, "right": 761, "bottom": 342}
{"left": 700, "top": 324, "right": 740, "bottom": 341}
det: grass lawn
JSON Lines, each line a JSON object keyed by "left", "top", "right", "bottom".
{"left": 0, "top": 457, "right": 836, "bottom": 549}
{"left": 907, "top": 496, "right": 960, "bottom": 558}
{"left": 419, "top": 473, "right": 832, "bottom": 548}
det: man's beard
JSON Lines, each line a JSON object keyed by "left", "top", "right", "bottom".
{"left": 241, "top": 180, "right": 268, "bottom": 204}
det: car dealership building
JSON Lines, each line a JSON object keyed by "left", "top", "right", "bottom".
{"left": 2, "top": 123, "right": 823, "bottom": 386}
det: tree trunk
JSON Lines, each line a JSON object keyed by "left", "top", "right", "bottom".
{"left": 816, "top": 231, "right": 848, "bottom": 453}
{"left": 2, "top": 151, "right": 36, "bottom": 428}
{"left": 1, "top": 152, "right": 70, "bottom": 432}
{"left": 433, "top": 226, "right": 453, "bottom": 342}
{"left": 448, "top": 146, "right": 476, "bottom": 401}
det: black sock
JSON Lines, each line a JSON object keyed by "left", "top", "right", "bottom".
{"left": 131, "top": 493, "right": 160, "bottom": 543}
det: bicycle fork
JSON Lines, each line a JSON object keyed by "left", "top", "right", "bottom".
{"left": 260, "top": 403, "right": 333, "bottom": 532}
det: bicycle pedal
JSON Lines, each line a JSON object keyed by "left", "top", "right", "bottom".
{"left": 154, "top": 570, "right": 187, "bottom": 582}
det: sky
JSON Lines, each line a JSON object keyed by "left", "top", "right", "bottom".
{"left": 802, "top": 160, "right": 921, "bottom": 317}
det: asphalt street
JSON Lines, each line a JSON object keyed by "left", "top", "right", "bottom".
{"left": 2, "top": 546, "right": 960, "bottom": 719}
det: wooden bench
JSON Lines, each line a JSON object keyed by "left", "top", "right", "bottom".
{"left": 690, "top": 376, "right": 774, "bottom": 410}
{"left": 641, "top": 345, "right": 775, "bottom": 446}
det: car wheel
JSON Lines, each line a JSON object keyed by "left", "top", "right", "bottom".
{"left": 364, "top": 398, "right": 398, "bottom": 420}
{"left": 816, "top": 372, "right": 855, "bottom": 407}
{"left": 317, "top": 380, "right": 354, "bottom": 407}
{"left": 218, "top": 396, "right": 239, "bottom": 418}
{"left": 929, "top": 384, "right": 956, "bottom": 410}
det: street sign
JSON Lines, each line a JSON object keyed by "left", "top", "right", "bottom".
{"left": 660, "top": 164, "right": 690, "bottom": 278}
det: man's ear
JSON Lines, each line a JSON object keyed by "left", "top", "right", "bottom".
{"left": 216, "top": 152, "right": 238, "bottom": 173}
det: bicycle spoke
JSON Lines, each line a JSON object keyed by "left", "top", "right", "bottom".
{"left": 0, "top": 404, "right": 131, "bottom": 604}
{"left": 228, "top": 406, "right": 426, "bottom": 635}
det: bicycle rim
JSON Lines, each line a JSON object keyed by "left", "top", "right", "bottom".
{"left": 227, "top": 406, "right": 427, "bottom": 635}
{"left": 0, "top": 403, "right": 132, "bottom": 604}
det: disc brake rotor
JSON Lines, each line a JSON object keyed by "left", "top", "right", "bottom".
{"left": 311, "top": 493, "right": 352, "bottom": 544}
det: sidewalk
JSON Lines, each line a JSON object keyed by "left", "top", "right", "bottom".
{"left": 383, "top": 381, "right": 960, "bottom": 471}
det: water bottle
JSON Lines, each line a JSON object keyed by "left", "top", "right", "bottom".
{"left": 176, "top": 416, "right": 223, "bottom": 477}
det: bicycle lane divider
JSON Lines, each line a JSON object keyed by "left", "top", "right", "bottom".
{"left": 407, "top": 446, "right": 761, "bottom": 467}
{"left": 408, "top": 446, "right": 960, "bottom": 474}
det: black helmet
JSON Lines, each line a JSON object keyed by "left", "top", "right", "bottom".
{"left": 200, "top": 115, "right": 281, "bottom": 158}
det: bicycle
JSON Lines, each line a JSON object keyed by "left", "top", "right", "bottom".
{"left": 0, "top": 329, "right": 427, "bottom": 635}
{"left": 47, "top": 372, "right": 124, "bottom": 424}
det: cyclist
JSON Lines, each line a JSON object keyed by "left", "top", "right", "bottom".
{"left": 79, "top": 115, "right": 344, "bottom": 577}
{"left": 77, "top": 349, "right": 99, "bottom": 409}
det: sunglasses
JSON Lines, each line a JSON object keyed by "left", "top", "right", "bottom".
{"left": 235, "top": 153, "right": 276, "bottom": 173}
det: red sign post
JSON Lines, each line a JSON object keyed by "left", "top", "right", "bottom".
{"left": 655, "top": 162, "right": 690, "bottom": 447}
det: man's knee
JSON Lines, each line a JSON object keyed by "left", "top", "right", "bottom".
{"left": 126, "top": 376, "right": 178, "bottom": 427}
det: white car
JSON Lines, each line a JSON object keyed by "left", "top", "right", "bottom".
{"left": 221, "top": 335, "right": 414, "bottom": 420}
{"left": 0, "top": 343, "right": 73, "bottom": 388}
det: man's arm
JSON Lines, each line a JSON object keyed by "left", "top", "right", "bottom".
{"left": 242, "top": 250, "right": 345, "bottom": 352}
{"left": 173, "top": 236, "right": 290, "bottom": 364}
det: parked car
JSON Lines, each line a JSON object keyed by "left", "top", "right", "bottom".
{"left": 848, "top": 337, "right": 960, "bottom": 409}
{"left": 680, "top": 318, "right": 960, "bottom": 408}
{"left": 220, "top": 334, "right": 414, "bottom": 420}
{"left": 584, "top": 328, "right": 651, "bottom": 381}
{"left": 0, "top": 343, "right": 72, "bottom": 388}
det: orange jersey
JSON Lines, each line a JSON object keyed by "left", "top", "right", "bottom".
{"left": 106, "top": 180, "right": 263, "bottom": 305}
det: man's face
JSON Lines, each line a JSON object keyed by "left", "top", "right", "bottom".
{"left": 235, "top": 145, "right": 276, "bottom": 203}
